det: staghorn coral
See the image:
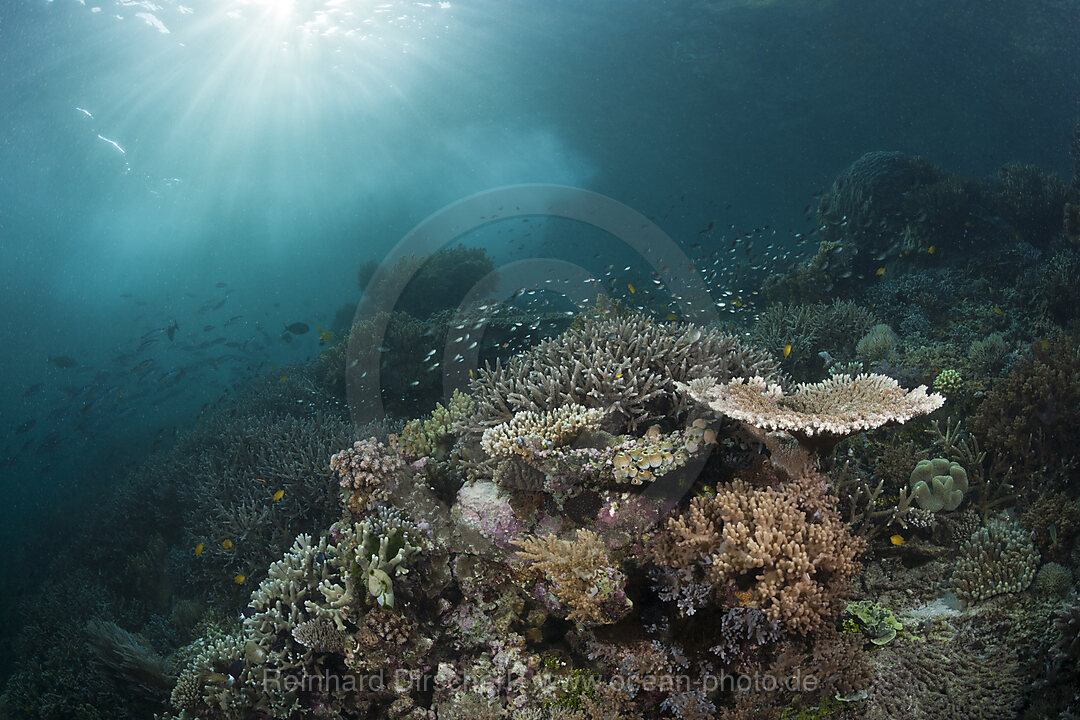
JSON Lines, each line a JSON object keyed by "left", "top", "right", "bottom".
{"left": 680, "top": 373, "right": 944, "bottom": 453}
{"left": 750, "top": 299, "right": 876, "bottom": 381}
{"left": 481, "top": 404, "right": 604, "bottom": 458}
{"left": 952, "top": 519, "right": 1040, "bottom": 604}
{"left": 330, "top": 436, "right": 402, "bottom": 516}
{"left": 653, "top": 478, "right": 863, "bottom": 634}
{"left": 1022, "top": 491, "right": 1080, "bottom": 558}
{"left": 863, "top": 637, "right": 1023, "bottom": 720}
{"left": 514, "top": 529, "right": 632, "bottom": 626}
{"left": 973, "top": 335, "right": 1080, "bottom": 480}
{"left": 84, "top": 619, "right": 172, "bottom": 703}
{"left": 466, "top": 312, "right": 780, "bottom": 434}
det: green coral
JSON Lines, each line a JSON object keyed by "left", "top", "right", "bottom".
{"left": 909, "top": 458, "right": 968, "bottom": 512}
{"left": 335, "top": 507, "right": 425, "bottom": 609}
{"left": 844, "top": 601, "right": 902, "bottom": 645}
{"left": 395, "top": 389, "right": 475, "bottom": 460}
{"left": 933, "top": 368, "right": 962, "bottom": 395}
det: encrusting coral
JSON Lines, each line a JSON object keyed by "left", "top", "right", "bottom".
{"left": 679, "top": 373, "right": 944, "bottom": 453}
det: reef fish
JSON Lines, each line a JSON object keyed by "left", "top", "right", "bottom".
{"left": 47, "top": 355, "right": 77, "bottom": 368}
{"left": 284, "top": 322, "right": 310, "bottom": 335}
{"left": 272, "top": 489, "right": 284, "bottom": 501}
{"left": 195, "top": 542, "right": 204, "bottom": 556}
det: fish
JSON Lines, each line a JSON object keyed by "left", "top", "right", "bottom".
{"left": 22, "top": 383, "right": 44, "bottom": 398}
{"left": 284, "top": 323, "right": 310, "bottom": 335}
{"left": 317, "top": 327, "right": 334, "bottom": 345}
{"left": 203, "top": 325, "right": 215, "bottom": 332}
{"left": 195, "top": 543, "right": 204, "bottom": 556}
{"left": 254, "top": 477, "right": 265, "bottom": 483}
{"left": 279, "top": 376, "right": 288, "bottom": 383}
{"left": 927, "top": 246, "right": 935, "bottom": 254}
{"left": 889, "top": 535, "right": 905, "bottom": 546}
{"left": 272, "top": 489, "right": 284, "bottom": 501}
{"left": 627, "top": 283, "right": 636, "bottom": 294}
{"left": 136, "top": 338, "right": 159, "bottom": 352}
{"left": 222, "top": 539, "right": 233, "bottom": 549}
{"left": 233, "top": 574, "right": 246, "bottom": 584}
{"left": 875, "top": 267, "right": 886, "bottom": 276}
{"left": 783, "top": 344, "right": 792, "bottom": 358}
{"left": 47, "top": 356, "right": 77, "bottom": 368}
{"left": 216, "top": 282, "right": 228, "bottom": 288}
{"left": 225, "top": 315, "right": 244, "bottom": 327}
{"left": 992, "top": 307, "right": 1004, "bottom": 315}
{"left": 167, "top": 320, "right": 179, "bottom": 341}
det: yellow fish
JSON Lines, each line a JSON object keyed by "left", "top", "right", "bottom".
{"left": 615, "top": 371, "right": 623, "bottom": 379}
{"left": 279, "top": 376, "right": 288, "bottom": 383}
{"left": 316, "top": 326, "right": 334, "bottom": 345}
{"left": 927, "top": 245, "right": 935, "bottom": 254}
{"left": 875, "top": 267, "right": 886, "bottom": 276}
{"left": 195, "top": 542, "right": 204, "bottom": 556}
{"left": 666, "top": 313, "right": 677, "bottom": 321}
{"left": 783, "top": 344, "right": 792, "bottom": 358}
{"left": 889, "top": 534, "right": 905, "bottom": 546}
{"left": 272, "top": 489, "right": 284, "bottom": 502}
{"left": 992, "top": 307, "right": 1003, "bottom": 315}
{"left": 222, "top": 539, "right": 233, "bottom": 549}
{"left": 627, "top": 283, "right": 635, "bottom": 294}
{"left": 233, "top": 574, "right": 246, "bottom": 584}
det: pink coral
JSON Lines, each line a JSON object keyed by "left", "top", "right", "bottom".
{"left": 330, "top": 437, "right": 402, "bottom": 513}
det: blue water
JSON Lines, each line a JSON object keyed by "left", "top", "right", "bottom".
{"left": 1, "top": 0, "right": 1078, "bottom": 713}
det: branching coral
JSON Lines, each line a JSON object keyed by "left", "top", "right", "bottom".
{"left": 952, "top": 519, "right": 1040, "bottom": 604}
{"left": 653, "top": 479, "right": 863, "bottom": 634}
{"left": 330, "top": 436, "right": 403, "bottom": 515}
{"left": 394, "top": 389, "right": 475, "bottom": 460}
{"left": 466, "top": 312, "right": 780, "bottom": 434}
{"left": 481, "top": 404, "right": 604, "bottom": 458}
{"left": 973, "top": 335, "right": 1080, "bottom": 480}
{"left": 514, "top": 529, "right": 632, "bottom": 625}
{"left": 680, "top": 373, "right": 944, "bottom": 453}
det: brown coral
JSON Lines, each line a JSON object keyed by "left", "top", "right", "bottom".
{"left": 513, "top": 529, "right": 632, "bottom": 625}
{"left": 653, "top": 478, "right": 864, "bottom": 634}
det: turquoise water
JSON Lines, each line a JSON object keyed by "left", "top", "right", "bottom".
{"left": 1, "top": 1, "right": 1078, "bottom": 718}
